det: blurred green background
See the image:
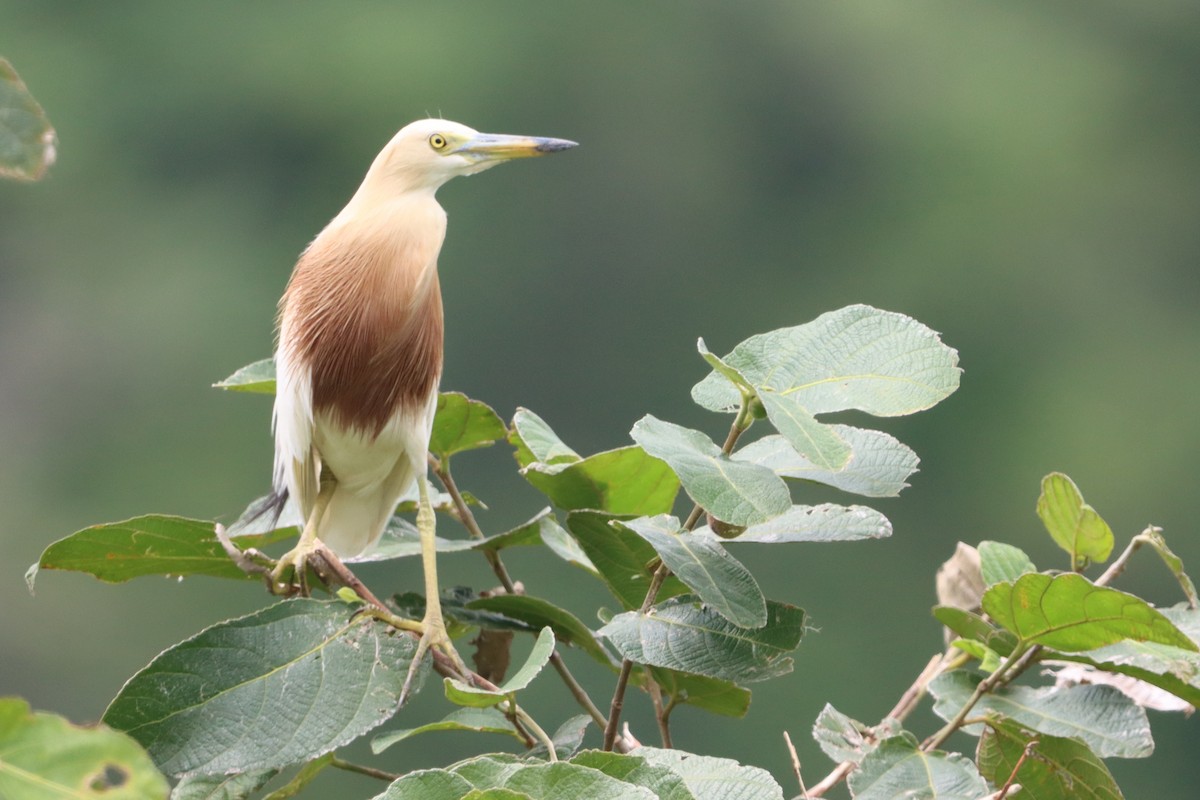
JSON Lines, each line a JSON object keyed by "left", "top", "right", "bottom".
{"left": 3, "top": 1, "right": 1198, "bottom": 796}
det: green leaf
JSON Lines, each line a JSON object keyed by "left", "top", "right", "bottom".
{"left": 811, "top": 704, "right": 900, "bottom": 766}
{"left": 371, "top": 708, "right": 520, "bottom": 754}
{"left": 511, "top": 410, "right": 679, "bottom": 515}
{"left": 932, "top": 606, "right": 1017, "bottom": 657}
{"left": 460, "top": 791, "right": 532, "bottom": 800}
{"left": 528, "top": 715, "right": 592, "bottom": 760}
{"left": 445, "top": 628, "right": 556, "bottom": 707}
{"left": 756, "top": 389, "right": 850, "bottom": 471}
{"left": 1037, "top": 472, "right": 1114, "bottom": 568}
{"left": 565, "top": 511, "right": 689, "bottom": 610}
{"left": 370, "top": 769, "right": 475, "bottom": 800}
{"left": 28, "top": 515, "right": 295, "bottom": 588}
{"left": 214, "top": 358, "right": 276, "bottom": 393}
{"left": 691, "top": 305, "right": 960, "bottom": 417}
{"left": 982, "top": 573, "right": 1198, "bottom": 652}
{"left": 634, "top": 747, "right": 783, "bottom": 800}
{"left": 630, "top": 415, "right": 790, "bottom": 526}
{"left": 0, "top": 697, "right": 168, "bottom": 799}
{"left": 930, "top": 670, "right": 1153, "bottom": 758}
{"left": 978, "top": 540, "right": 1036, "bottom": 586}
{"left": 0, "top": 59, "right": 56, "bottom": 181}
{"left": 465, "top": 593, "right": 613, "bottom": 666}
{"left": 644, "top": 670, "right": 751, "bottom": 718}
{"left": 571, "top": 750, "right": 696, "bottom": 800}
{"left": 619, "top": 516, "right": 765, "bottom": 628}
{"left": 847, "top": 734, "right": 988, "bottom": 800}
{"left": 977, "top": 720, "right": 1124, "bottom": 800}
{"left": 171, "top": 769, "right": 278, "bottom": 800}
{"left": 696, "top": 338, "right": 756, "bottom": 399}
{"left": 599, "top": 596, "right": 805, "bottom": 683}
{"left": 950, "top": 639, "right": 1003, "bottom": 672}
{"left": 733, "top": 427, "right": 918, "bottom": 498}
{"left": 1132, "top": 527, "right": 1198, "bottom": 608}
{"left": 103, "top": 598, "right": 422, "bottom": 777}
{"left": 537, "top": 515, "right": 599, "bottom": 575}
{"left": 1053, "top": 608, "right": 1200, "bottom": 708}
{"left": 445, "top": 758, "right": 657, "bottom": 800}
{"left": 524, "top": 447, "right": 680, "bottom": 516}
{"left": 724, "top": 503, "right": 891, "bottom": 543}
{"left": 509, "top": 408, "right": 581, "bottom": 468}
{"left": 429, "top": 392, "right": 507, "bottom": 459}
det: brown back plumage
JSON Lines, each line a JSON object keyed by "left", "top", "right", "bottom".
{"left": 282, "top": 217, "right": 444, "bottom": 436}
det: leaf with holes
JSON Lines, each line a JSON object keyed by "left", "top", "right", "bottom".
{"left": 0, "top": 697, "right": 168, "bottom": 799}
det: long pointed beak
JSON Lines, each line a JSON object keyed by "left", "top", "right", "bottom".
{"left": 456, "top": 132, "right": 578, "bottom": 161}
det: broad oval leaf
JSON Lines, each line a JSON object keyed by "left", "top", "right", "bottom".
{"left": 977, "top": 720, "right": 1124, "bottom": 800}
{"left": 28, "top": 515, "right": 294, "bottom": 588}
{"left": 644, "top": 670, "right": 751, "bottom": 719}
{"left": 370, "top": 769, "right": 475, "bottom": 800}
{"left": 598, "top": 596, "right": 804, "bottom": 683}
{"left": 726, "top": 503, "right": 891, "bottom": 544}
{"left": 634, "top": 747, "right": 783, "bottom": 800}
{"left": 932, "top": 606, "right": 1017, "bottom": 657}
{"left": 692, "top": 305, "right": 960, "bottom": 417}
{"left": 429, "top": 393, "right": 507, "bottom": 459}
{"left": 847, "top": 734, "right": 988, "bottom": 800}
{"left": 982, "top": 573, "right": 1198, "bottom": 653}
{"left": 509, "top": 408, "right": 581, "bottom": 468}
{"left": 619, "top": 516, "right": 766, "bottom": 628}
{"left": 523, "top": 446, "right": 680, "bottom": 516}
{"left": 570, "top": 750, "right": 696, "bottom": 800}
{"left": 630, "top": 415, "right": 790, "bottom": 527}
{"left": 978, "top": 540, "right": 1036, "bottom": 586}
{"left": 0, "top": 697, "right": 169, "bottom": 799}
{"left": 930, "top": 670, "right": 1153, "bottom": 758}
{"left": 1037, "top": 472, "right": 1114, "bottom": 568}
{"left": 565, "top": 511, "right": 689, "bottom": 610}
{"left": 103, "top": 598, "right": 422, "bottom": 777}
{"left": 733, "top": 427, "right": 918, "bottom": 498}
{"left": 498, "top": 762, "right": 658, "bottom": 800}
{"left": 0, "top": 59, "right": 56, "bottom": 181}
{"left": 756, "top": 389, "right": 850, "bottom": 471}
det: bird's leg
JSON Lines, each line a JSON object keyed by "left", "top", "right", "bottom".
{"left": 401, "top": 474, "right": 467, "bottom": 700}
{"left": 269, "top": 478, "right": 335, "bottom": 595}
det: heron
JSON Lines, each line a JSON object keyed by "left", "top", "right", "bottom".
{"left": 268, "top": 118, "right": 576, "bottom": 678}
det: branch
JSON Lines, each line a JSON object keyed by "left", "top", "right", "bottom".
{"left": 430, "top": 453, "right": 612, "bottom": 735}
{"left": 603, "top": 411, "right": 751, "bottom": 750}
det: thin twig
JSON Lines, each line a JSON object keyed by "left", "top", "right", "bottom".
{"left": 783, "top": 731, "right": 807, "bottom": 798}
{"left": 329, "top": 757, "right": 401, "bottom": 783}
{"left": 647, "top": 675, "right": 672, "bottom": 748}
{"left": 430, "top": 452, "right": 613, "bottom": 737}
{"left": 994, "top": 739, "right": 1037, "bottom": 799}
{"left": 1095, "top": 534, "right": 1146, "bottom": 588}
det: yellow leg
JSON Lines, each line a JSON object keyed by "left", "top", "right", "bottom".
{"left": 270, "top": 479, "right": 334, "bottom": 595}
{"left": 401, "top": 475, "right": 467, "bottom": 700}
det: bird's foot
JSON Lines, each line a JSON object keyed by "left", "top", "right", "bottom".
{"left": 268, "top": 536, "right": 321, "bottom": 596}
{"left": 400, "top": 604, "right": 467, "bottom": 704}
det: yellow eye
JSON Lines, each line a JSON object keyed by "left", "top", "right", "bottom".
{"left": 429, "top": 133, "right": 448, "bottom": 151}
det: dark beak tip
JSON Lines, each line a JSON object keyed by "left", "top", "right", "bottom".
{"left": 539, "top": 139, "right": 579, "bottom": 153}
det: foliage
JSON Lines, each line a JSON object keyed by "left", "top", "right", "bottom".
{"left": 14, "top": 304, "right": 1200, "bottom": 799}
{"left": 0, "top": 59, "right": 55, "bottom": 181}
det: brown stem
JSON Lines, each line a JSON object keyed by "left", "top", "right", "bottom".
{"left": 329, "top": 757, "right": 401, "bottom": 783}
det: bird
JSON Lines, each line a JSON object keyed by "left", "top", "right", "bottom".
{"left": 268, "top": 118, "right": 576, "bottom": 679}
